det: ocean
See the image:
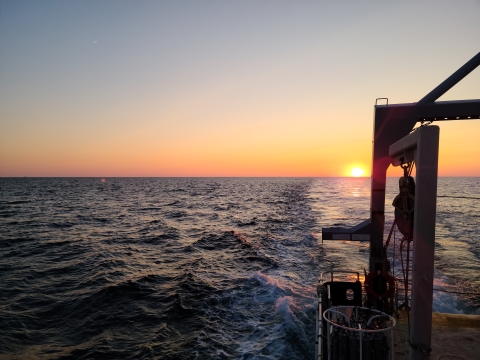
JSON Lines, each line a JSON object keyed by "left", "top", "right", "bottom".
{"left": 1, "top": 177, "right": 479, "bottom": 359}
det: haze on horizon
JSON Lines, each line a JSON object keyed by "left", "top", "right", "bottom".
{"left": 1, "top": 1, "right": 479, "bottom": 177}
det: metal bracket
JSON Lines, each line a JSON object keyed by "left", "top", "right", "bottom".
{"left": 375, "top": 97, "right": 388, "bottom": 106}
{"left": 408, "top": 339, "right": 432, "bottom": 356}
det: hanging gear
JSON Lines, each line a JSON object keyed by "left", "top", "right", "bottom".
{"left": 392, "top": 163, "right": 415, "bottom": 238}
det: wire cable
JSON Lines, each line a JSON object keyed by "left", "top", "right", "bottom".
{"left": 433, "top": 288, "right": 480, "bottom": 296}
{"left": 437, "top": 195, "right": 480, "bottom": 200}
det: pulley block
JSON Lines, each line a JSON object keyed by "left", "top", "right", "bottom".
{"left": 392, "top": 174, "right": 415, "bottom": 237}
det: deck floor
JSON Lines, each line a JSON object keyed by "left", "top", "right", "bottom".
{"left": 393, "top": 311, "right": 480, "bottom": 359}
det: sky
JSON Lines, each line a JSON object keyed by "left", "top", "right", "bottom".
{"left": 1, "top": 0, "right": 479, "bottom": 177}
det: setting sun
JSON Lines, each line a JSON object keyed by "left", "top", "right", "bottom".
{"left": 350, "top": 167, "right": 365, "bottom": 177}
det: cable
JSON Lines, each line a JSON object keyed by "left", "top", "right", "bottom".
{"left": 384, "top": 220, "right": 396, "bottom": 250}
{"left": 437, "top": 195, "right": 480, "bottom": 200}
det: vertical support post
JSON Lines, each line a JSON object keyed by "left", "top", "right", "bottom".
{"left": 370, "top": 109, "right": 417, "bottom": 272}
{"left": 369, "top": 109, "right": 393, "bottom": 272}
{"left": 359, "top": 329, "right": 363, "bottom": 360}
{"left": 409, "top": 126, "right": 439, "bottom": 360}
{"left": 390, "top": 328, "right": 394, "bottom": 360}
{"left": 315, "top": 300, "right": 319, "bottom": 360}
{"left": 327, "top": 318, "right": 331, "bottom": 360}
{"left": 369, "top": 156, "right": 388, "bottom": 271}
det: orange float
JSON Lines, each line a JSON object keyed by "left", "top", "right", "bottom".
{"left": 364, "top": 271, "right": 395, "bottom": 300}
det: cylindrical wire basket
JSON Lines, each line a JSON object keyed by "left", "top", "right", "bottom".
{"left": 323, "top": 306, "right": 396, "bottom": 360}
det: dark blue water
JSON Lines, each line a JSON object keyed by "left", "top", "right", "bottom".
{"left": 1, "top": 177, "right": 478, "bottom": 359}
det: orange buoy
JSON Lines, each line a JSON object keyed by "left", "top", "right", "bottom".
{"left": 364, "top": 271, "right": 395, "bottom": 300}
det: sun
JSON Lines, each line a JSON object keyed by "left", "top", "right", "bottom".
{"left": 350, "top": 167, "right": 365, "bottom": 177}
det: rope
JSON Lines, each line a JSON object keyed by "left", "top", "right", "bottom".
{"left": 399, "top": 237, "right": 412, "bottom": 310}
{"left": 384, "top": 220, "right": 396, "bottom": 250}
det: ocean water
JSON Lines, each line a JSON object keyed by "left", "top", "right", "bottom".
{"left": 0, "top": 177, "right": 479, "bottom": 359}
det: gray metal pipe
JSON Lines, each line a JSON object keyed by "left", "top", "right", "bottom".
{"left": 417, "top": 52, "right": 480, "bottom": 105}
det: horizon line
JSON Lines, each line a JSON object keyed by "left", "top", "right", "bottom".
{"left": 2, "top": 176, "right": 480, "bottom": 179}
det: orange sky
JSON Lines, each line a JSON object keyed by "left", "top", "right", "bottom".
{"left": 1, "top": 1, "right": 479, "bottom": 177}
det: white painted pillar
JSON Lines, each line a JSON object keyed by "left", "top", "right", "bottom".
{"left": 389, "top": 125, "right": 440, "bottom": 360}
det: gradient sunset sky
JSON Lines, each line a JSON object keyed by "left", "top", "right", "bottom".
{"left": 1, "top": 1, "right": 479, "bottom": 177}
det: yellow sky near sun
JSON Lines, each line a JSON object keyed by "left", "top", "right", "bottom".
{"left": 1, "top": 106, "right": 479, "bottom": 177}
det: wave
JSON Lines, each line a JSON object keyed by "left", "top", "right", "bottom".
{"left": 0, "top": 177, "right": 478, "bottom": 359}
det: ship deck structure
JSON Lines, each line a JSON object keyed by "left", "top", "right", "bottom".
{"left": 319, "top": 52, "right": 480, "bottom": 360}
